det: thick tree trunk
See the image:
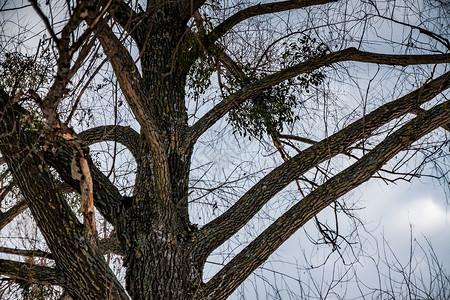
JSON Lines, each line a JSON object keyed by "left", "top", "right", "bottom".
{"left": 110, "top": 5, "right": 201, "bottom": 298}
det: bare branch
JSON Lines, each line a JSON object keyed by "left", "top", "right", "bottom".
{"left": 207, "top": 0, "right": 338, "bottom": 45}
{"left": 372, "top": 13, "right": 450, "bottom": 51}
{"left": 201, "top": 99, "right": 450, "bottom": 300}
{"left": 0, "top": 183, "right": 13, "bottom": 202}
{"left": 44, "top": 141, "right": 123, "bottom": 227}
{"left": 412, "top": 107, "right": 450, "bottom": 132}
{"left": 187, "top": 48, "right": 450, "bottom": 148}
{"left": 279, "top": 134, "right": 317, "bottom": 145}
{"left": 0, "top": 247, "right": 53, "bottom": 260}
{"left": 78, "top": 125, "right": 141, "bottom": 159}
{"left": 191, "top": 71, "right": 450, "bottom": 261}
{"left": 32, "top": 1, "right": 97, "bottom": 126}
{"left": 110, "top": 0, "right": 146, "bottom": 47}
{"left": 29, "top": 0, "right": 59, "bottom": 44}
{"left": 0, "top": 96, "right": 128, "bottom": 300}
{"left": 0, "top": 259, "right": 60, "bottom": 286}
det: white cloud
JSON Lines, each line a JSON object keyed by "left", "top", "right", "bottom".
{"left": 398, "top": 196, "right": 448, "bottom": 234}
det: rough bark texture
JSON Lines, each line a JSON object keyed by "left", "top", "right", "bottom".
{"left": 0, "top": 1, "right": 449, "bottom": 300}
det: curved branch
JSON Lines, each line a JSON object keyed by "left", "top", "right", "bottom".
{"left": 78, "top": 125, "right": 141, "bottom": 159}
{"left": 0, "top": 259, "right": 60, "bottom": 286}
{"left": 191, "top": 71, "right": 450, "bottom": 261}
{"left": 201, "top": 99, "right": 450, "bottom": 300}
{"left": 207, "top": 0, "right": 338, "bottom": 45}
{"left": 187, "top": 48, "right": 450, "bottom": 148}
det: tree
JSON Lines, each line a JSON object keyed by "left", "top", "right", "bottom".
{"left": 0, "top": 0, "right": 449, "bottom": 299}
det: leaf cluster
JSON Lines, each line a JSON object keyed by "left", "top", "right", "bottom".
{"left": 228, "top": 35, "right": 328, "bottom": 138}
{"left": 186, "top": 52, "right": 217, "bottom": 103}
{"left": 0, "top": 50, "right": 52, "bottom": 96}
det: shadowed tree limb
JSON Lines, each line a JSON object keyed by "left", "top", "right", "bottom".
{"left": 278, "top": 134, "right": 318, "bottom": 145}
{"left": 187, "top": 47, "right": 450, "bottom": 149}
{"left": 0, "top": 259, "right": 60, "bottom": 286}
{"left": 78, "top": 125, "right": 141, "bottom": 159}
{"left": 200, "top": 98, "right": 450, "bottom": 300}
{"left": 412, "top": 107, "right": 450, "bottom": 132}
{"left": 110, "top": 0, "right": 146, "bottom": 47}
{"left": 191, "top": 71, "right": 450, "bottom": 261}
{"left": 0, "top": 237, "right": 123, "bottom": 259}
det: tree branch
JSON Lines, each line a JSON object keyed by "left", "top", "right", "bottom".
{"left": 31, "top": 1, "right": 97, "bottom": 126}
{"left": 179, "top": 0, "right": 208, "bottom": 23}
{"left": 191, "top": 71, "right": 450, "bottom": 261}
{"left": 78, "top": 125, "right": 141, "bottom": 159}
{"left": 207, "top": 0, "right": 338, "bottom": 45}
{"left": 0, "top": 95, "right": 128, "bottom": 300}
{"left": 0, "top": 247, "right": 53, "bottom": 260}
{"left": 0, "top": 240, "right": 122, "bottom": 259}
{"left": 279, "top": 134, "right": 317, "bottom": 145}
{"left": 201, "top": 98, "right": 450, "bottom": 300}
{"left": 187, "top": 48, "right": 450, "bottom": 148}
{"left": 0, "top": 200, "right": 27, "bottom": 231}
{"left": 94, "top": 19, "right": 172, "bottom": 203}
{"left": 0, "top": 259, "right": 60, "bottom": 286}
{"left": 411, "top": 107, "right": 450, "bottom": 132}
{"left": 44, "top": 140, "right": 123, "bottom": 228}
{"left": 110, "top": 0, "right": 146, "bottom": 48}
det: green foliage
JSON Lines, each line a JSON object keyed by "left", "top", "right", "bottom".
{"left": 228, "top": 35, "right": 328, "bottom": 138}
{"left": 0, "top": 51, "right": 52, "bottom": 96}
{"left": 228, "top": 75, "right": 299, "bottom": 138}
{"left": 187, "top": 53, "right": 217, "bottom": 103}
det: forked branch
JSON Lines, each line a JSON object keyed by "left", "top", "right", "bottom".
{"left": 94, "top": 20, "right": 172, "bottom": 202}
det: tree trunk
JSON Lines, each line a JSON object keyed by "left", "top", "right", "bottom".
{"left": 111, "top": 6, "right": 202, "bottom": 299}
